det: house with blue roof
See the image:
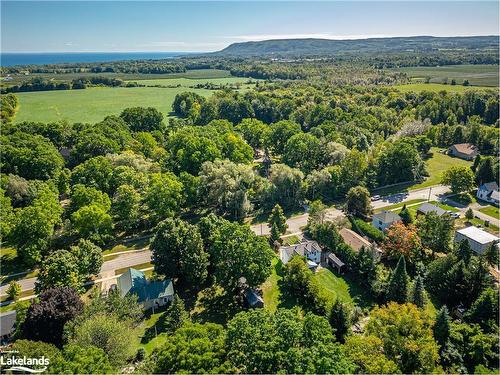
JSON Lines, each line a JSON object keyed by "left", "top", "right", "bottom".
{"left": 117, "top": 268, "right": 174, "bottom": 310}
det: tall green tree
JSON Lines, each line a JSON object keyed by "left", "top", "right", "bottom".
{"left": 399, "top": 204, "right": 413, "bottom": 225}
{"left": 145, "top": 173, "right": 184, "bottom": 222}
{"left": 433, "top": 305, "right": 451, "bottom": 347}
{"left": 387, "top": 256, "right": 409, "bottom": 304}
{"left": 417, "top": 211, "right": 454, "bottom": 254}
{"left": 209, "top": 221, "right": 274, "bottom": 291}
{"left": 35, "top": 250, "right": 82, "bottom": 293}
{"left": 151, "top": 218, "right": 208, "bottom": 286}
{"left": 345, "top": 185, "right": 372, "bottom": 217}
{"left": 441, "top": 166, "right": 475, "bottom": 195}
{"left": 329, "top": 299, "right": 351, "bottom": 343}
{"left": 411, "top": 275, "right": 426, "bottom": 308}
{"left": 268, "top": 204, "right": 288, "bottom": 234}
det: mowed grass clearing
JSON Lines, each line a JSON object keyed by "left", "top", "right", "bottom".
{"left": 393, "top": 64, "right": 499, "bottom": 87}
{"left": 393, "top": 83, "right": 494, "bottom": 93}
{"left": 478, "top": 205, "right": 499, "bottom": 219}
{"left": 410, "top": 147, "right": 472, "bottom": 190}
{"left": 128, "top": 76, "right": 255, "bottom": 87}
{"left": 14, "top": 86, "right": 213, "bottom": 123}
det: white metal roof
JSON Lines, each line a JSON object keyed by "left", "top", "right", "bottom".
{"left": 456, "top": 226, "right": 499, "bottom": 244}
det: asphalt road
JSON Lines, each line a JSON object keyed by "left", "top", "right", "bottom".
{"left": 5, "top": 183, "right": 498, "bottom": 298}
{"left": 0, "top": 249, "right": 152, "bottom": 296}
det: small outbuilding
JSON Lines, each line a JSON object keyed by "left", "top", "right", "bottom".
{"left": 328, "top": 253, "right": 346, "bottom": 274}
{"left": 244, "top": 288, "right": 264, "bottom": 308}
{"left": 448, "top": 143, "right": 479, "bottom": 160}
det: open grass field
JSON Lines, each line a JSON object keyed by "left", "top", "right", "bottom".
{"left": 393, "top": 83, "right": 494, "bottom": 93}
{"left": 410, "top": 148, "right": 472, "bottom": 190}
{"left": 14, "top": 85, "right": 213, "bottom": 123}
{"left": 393, "top": 64, "right": 499, "bottom": 87}
{"left": 1, "top": 69, "right": 235, "bottom": 86}
{"left": 478, "top": 205, "right": 499, "bottom": 220}
{"left": 129, "top": 76, "right": 254, "bottom": 87}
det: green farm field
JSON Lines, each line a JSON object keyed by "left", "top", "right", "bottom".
{"left": 14, "top": 85, "right": 212, "bottom": 123}
{"left": 393, "top": 64, "right": 499, "bottom": 87}
{"left": 1, "top": 68, "right": 235, "bottom": 86}
{"left": 393, "top": 83, "right": 494, "bottom": 93}
{"left": 128, "top": 76, "right": 255, "bottom": 87}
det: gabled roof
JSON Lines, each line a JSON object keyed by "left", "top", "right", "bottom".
{"left": 245, "top": 289, "right": 264, "bottom": 307}
{"left": 328, "top": 253, "right": 345, "bottom": 268}
{"left": 456, "top": 226, "right": 499, "bottom": 245}
{"left": 339, "top": 228, "right": 371, "bottom": 252}
{"left": 280, "top": 240, "right": 322, "bottom": 263}
{"left": 450, "top": 143, "right": 477, "bottom": 155}
{"left": 117, "top": 268, "right": 174, "bottom": 303}
{"left": 479, "top": 182, "right": 499, "bottom": 192}
{"left": 372, "top": 210, "right": 401, "bottom": 224}
{"left": 417, "top": 202, "right": 447, "bottom": 217}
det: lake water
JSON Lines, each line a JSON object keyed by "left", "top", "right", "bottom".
{"left": 0, "top": 52, "right": 193, "bottom": 67}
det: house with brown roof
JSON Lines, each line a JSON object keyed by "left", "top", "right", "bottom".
{"left": 448, "top": 143, "right": 479, "bottom": 160}
{"left": 339, "top": 228, "right": 382, "bottom": 259}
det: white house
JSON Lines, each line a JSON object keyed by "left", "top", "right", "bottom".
{"left": 454, "top": 226, "right": 499, "bottom": 254}
{"left": 279, "top": 240, "right": 322, "bottom": 269}
{"left": 477, "top": 182, "right": 500, "bottom": 205}
{"left": 372, "top": 210, "right": 402, "bottom": 231}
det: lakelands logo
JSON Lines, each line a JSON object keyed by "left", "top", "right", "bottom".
{"left": 0, "top": 353, "right": 49, "bottom": 373}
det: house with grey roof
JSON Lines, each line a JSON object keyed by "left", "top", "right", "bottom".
{"left": 477, "top": 182, "right": 500, "bottom": 205}
{"left": 116, "top": 268, "right": 174, "bottom": 310}
{"left": 371, "top": 210, "right": 402, "bottom": 231}
{"left": 416, "top": 202, "right": 447, "bottom": 217}
{"left": 448, "top": 143, "right": 479, "bottom": 160}
{"left": 279, "top": 240, "right": 322, "bottom": 270}
{"left": 454, "top": 226, "right": 499, "bottom": 254}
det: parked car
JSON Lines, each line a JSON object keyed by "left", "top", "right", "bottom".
{"left": 371, "top": 195, "right": 381, "bottom": 201}
{"left": 446, "top": 210, "right": 460, "bottom": 219}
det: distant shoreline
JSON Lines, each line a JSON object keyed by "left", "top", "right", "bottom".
{"left": 0, "top": 52, "right": 198, "bottom": 67}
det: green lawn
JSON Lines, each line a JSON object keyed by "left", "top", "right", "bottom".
{"left": 478, "top": 205, "right": 499, "bottom": 219}
{"left": 2, "top": 69, "right": 235, "bottom": 86}
{"left": 410, "top": 148, "right": 472, "bottom": 190}
{"left": 374, "top": 199, "right": 426, "bottom": 213}
{"left": 313, "top": 268, "right": 353, "bottom": 304}
{"left": 128, "top": 76, "right": 254, "bottom": 87}
{"left": 393, "top": 64, "right": 499, "bottom": 87}
{"left": 262, "top": 257, "right": 296, "bottom": 313}
{"left": 14, "top": 85, "right": 214, "bottom": 123}
{"left": 394, "top": 83, "right": 494, "bottom": 93}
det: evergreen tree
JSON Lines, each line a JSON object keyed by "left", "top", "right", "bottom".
{"left": 465, "top": 288, "right": 499, "bottom": 332}
{"left": 329, "top": 299, "right": 351, "bottom": 343}
{"left": 475, "top": 157, "right": 495, "bottom": 184}
{"left": 482, "top": 243, "right": 499, "bottom": 267}
{"left": 387, "top": 256, "right": 409, "bottom": 304}
{"left": 411, "top": 275, "right": 426, "bottom": 308}
{"left": 433, "top": 306, "right": 451, "bottom": 347}
{"left": 270, "top": 222, "right": 281, "bottom": 245}
{"left": 456, "top": 239, "right": 472, "bottom": 264}
{"left": 465, "top": 208, "right": 474, "bottom": 221}
{"left": 159, "top": 294, "right": 189, "bottom": 333}
{"left": 268, "top": 204, "right": 288, "bottom": 234}
{"left": 471, "top": 154, "right": 481, "bottom": 172}
{"left": 399, "top": 204, "right": 413, "bottom": 225}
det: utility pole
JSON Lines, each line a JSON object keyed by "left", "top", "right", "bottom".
{"left": 428, "top": 187, "right": 432, "bottom": 202}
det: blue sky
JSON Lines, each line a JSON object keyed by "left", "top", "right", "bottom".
{"left": 1, "top": 1, "right": 498, "bottom": 52}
